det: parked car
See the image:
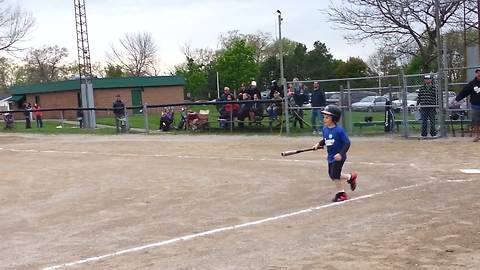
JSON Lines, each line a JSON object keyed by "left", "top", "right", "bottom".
{"left": 327, "top": 91, "right": 378, "bottom": 106}
{"left": 351, "top": 96, "right": 388, "bottom": 112}
{"left": 382, "top": 92, "right": 400, "bottom": 101}
{"left": 392, "top": 93, "right": 418, "bottom": 112}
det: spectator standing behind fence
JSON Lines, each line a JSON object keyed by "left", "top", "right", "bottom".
{"left": 452, "top": 68, "right": 480, "bottom": 142}
{"left": 311, "top": 81, "right": 326, "bottom": 135}
{"left": 24, "top": 103, "right": 31, "bottom": 129}
{"left": 112, "top": 94, "right": 125, "bottom": 133}
{"left": 245, "top": 81, "right": 260, "bottom": 100}
{"left": 292, "top": 78, "right": 309, "bottom": 128}
{"left": 33, "top": 103, "right": 43, "bottom": 128}
{"left": 417, "top": 74, "right": 437, "bottom": 138}
{"left": 77, "top": 109, "right": 83, "bottom": 128}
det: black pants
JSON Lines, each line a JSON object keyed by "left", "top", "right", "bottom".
{"left": 25, "top": 118, "right": 31, "bottom": 129}
{"left": 421, "top": 107, "right": 437, "bottom": 137}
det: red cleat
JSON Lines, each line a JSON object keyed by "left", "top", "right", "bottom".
{"left": 348, "top": 172, "right": 357, "bottom": 191}
{"left": 332, "top": 192, "right": 348, "bottom": 202}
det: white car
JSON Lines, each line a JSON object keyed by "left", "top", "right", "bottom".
{"left": 392, "top": 93, "right": 418, "bottom": 112}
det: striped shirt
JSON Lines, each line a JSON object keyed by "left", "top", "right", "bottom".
{"left": 417, "top": 85, "right": 437, "bottom": 106}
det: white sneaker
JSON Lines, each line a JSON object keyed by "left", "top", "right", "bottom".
{"left": 312, "top": 130, "right": 318, "bottom": 135}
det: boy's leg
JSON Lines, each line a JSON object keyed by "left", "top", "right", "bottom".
{"left": 329, "top": 161, "right": 348, "bottom": 202}
{"left": 340, "top": 172, "right": 357, "bottom": 191}
{"left": 474, "top": 125, "right": 480, "bottom": 142}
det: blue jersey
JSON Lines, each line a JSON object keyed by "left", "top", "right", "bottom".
{"left": 322, "top": 125, "right": 350, "bottom": 164}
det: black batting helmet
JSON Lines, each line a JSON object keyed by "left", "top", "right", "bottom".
{"left": 321, "top": 105, "right": 342, "bottom": 122}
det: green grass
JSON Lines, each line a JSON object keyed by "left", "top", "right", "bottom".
{"left": 0, "top": 120, "right": 118, "bottom": 135}
{"left": 94, "top": 105, "right": 425, "bottom": 136}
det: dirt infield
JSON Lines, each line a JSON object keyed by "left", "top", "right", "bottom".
{"left": 0, "top": 134, "right": 479, "bottom": 270}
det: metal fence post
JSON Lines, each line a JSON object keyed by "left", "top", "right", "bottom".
{"left": 400, "top": 70, "right": 409, "bottom": 138}
{"left": 347, "top": 80, "right": 353, "bottom": 133}
{"left": 443, "top": 42, "right": 450, "bottom": 138}
{"left": 60, "top": 110, "right": 64, "bottom": 128}
{"left": 340, "top": 85, "right": 346, "bottom": 128}
{"left": 124, "top": 106, "right": 129, "bottom": 133}
{"left": 230, "top": 109, "right": 233, "bottom": 133}
{"left": 283, "top": 90, "right": 290, "bottom": 135}
{"left": 143, "top": 103, "right": 149, "bottom": 135}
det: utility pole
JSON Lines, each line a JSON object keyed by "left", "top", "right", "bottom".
{"left": 74, "top": 0, "right": 95, "bottom": 128}
{"left": 277, "top": 10, "right": 289, "bottom": 134}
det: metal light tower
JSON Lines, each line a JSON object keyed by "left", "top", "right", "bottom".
{"left": 277, "top": 10, "right": 290, "bottom": 134}
{"left": 74, "top": 0, "right": 95, "bottom": 128}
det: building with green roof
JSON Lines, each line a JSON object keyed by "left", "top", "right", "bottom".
{"left": 9, "top": 76, "right": 185, "bottom": 119}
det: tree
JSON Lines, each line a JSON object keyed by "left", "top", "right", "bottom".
{"left": 367, "top": 48, "right": 400, "bottom": 76}
{"left": 107, "top": 32, "right": 159, "bottom": 76}
{"left": 0, "top": 57, "right": 13, "bottom": 94}
{"left": 181, "top": 43, "right": 216, "bottom": 67}
{"left": 264, "top": 38, "right": 299, "bottom": 59}
{"left": 104, "top": 64, "right": 125, "bottom": 78}
{"left": 215, "top": 39, "right": 259, "bottom": 90}
{"left": 0, "top": 1, "right": 34, "bottom": 52}
{"left": 219, "top": 30, "right": 273, "bottom": 63}
{"left": 304, "top": 41, "right": 341, "bottom": 79}
{"left": 284, "top": 43, "right": 308, "bottom": 80}
{"left": 22, "top": 45, "right": 69, "bottom": 83}
{"left": 335, "top": 57, "right": 373, "bottom": 88}
{"left": 174, "top": 57, "right": 208, "bottom": 99}
{"left": 327, "top": 0, "right": 466, "bottom": 72}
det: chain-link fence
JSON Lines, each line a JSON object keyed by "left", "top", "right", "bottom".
{"left": 2, "top": 68, "right": 477, "bottom": 137}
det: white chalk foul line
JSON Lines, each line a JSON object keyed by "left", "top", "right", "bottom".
{"left": 41, "top": 182, "right": 435, "bottom": 270}
{"left": 0, "top": 147, "right": 398, "bottom": 167}
{"left": 460, "top": 169, "right": 480, "bottom": 174}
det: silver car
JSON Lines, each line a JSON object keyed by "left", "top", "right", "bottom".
{"left": 351, "top": 96, "right": 388, "bottom": 112}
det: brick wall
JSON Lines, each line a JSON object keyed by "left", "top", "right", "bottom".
{"left": 25, "top": 91, "right": 78, "bottom": 119}
{"left": 12, "top": 85, "right": 184, "bottom": 120}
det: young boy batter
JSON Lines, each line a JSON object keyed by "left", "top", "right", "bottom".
{"left": 313, "top": 105, "right": 357, "bottom": 202}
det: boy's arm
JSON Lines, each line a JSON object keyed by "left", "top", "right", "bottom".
{"left": 313, "top": 138, "right": 325, "bottom": 150}
{"left": 338, "top": 129, "right": 351, "bottom": 157}
{"left": 339, "top": 143, "right": 350, "bottom": 157}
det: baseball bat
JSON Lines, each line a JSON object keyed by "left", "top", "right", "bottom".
{"left": 281, "top": 147, "right": 321, "bottom": 157}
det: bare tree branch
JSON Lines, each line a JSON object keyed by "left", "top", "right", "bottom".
{"left": 106, "top": 32, "right": 159, "bottom": 76}
{"left": 0, "top": 1, "right": 34, "bottom": 52}
{"left": 326, "top": 0, "right": 467, "bottom": 71}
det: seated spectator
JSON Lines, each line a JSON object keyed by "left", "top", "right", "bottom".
{"left": 249, "top": 93, "right": 264, "bottom": 123}
{"left": 220, "top": 95, "right": 239, "bottom": 128}
{"left": 176, "top": 107, "right": 187, "bottom": 130}
{"left": 269, "top": 80, "right": 283, "bottom": 99}
{"left": 217, "top": 86, "right": 232, "bottom": 115}
{"left": 267, "top": 90, "right": 283, "bottom": 119}
{"left": 3, "top": 113, "right": 14, "bottom": 129}
{"left": 237, "top": 93, "right": 252, "bottom": 127}
{"left": 159, "top": 108, "right": 174, "bottom": 131}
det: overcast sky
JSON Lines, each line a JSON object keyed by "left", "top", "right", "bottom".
{"left": 14, "top": 0, "right": 376, "bottom": 73}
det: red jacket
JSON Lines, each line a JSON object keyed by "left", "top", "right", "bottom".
{"left": 34, "top": 105, "right": 42, "bottom": 117}
{"left": 225, "top": 103, "right": 239, "bottom": 112}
